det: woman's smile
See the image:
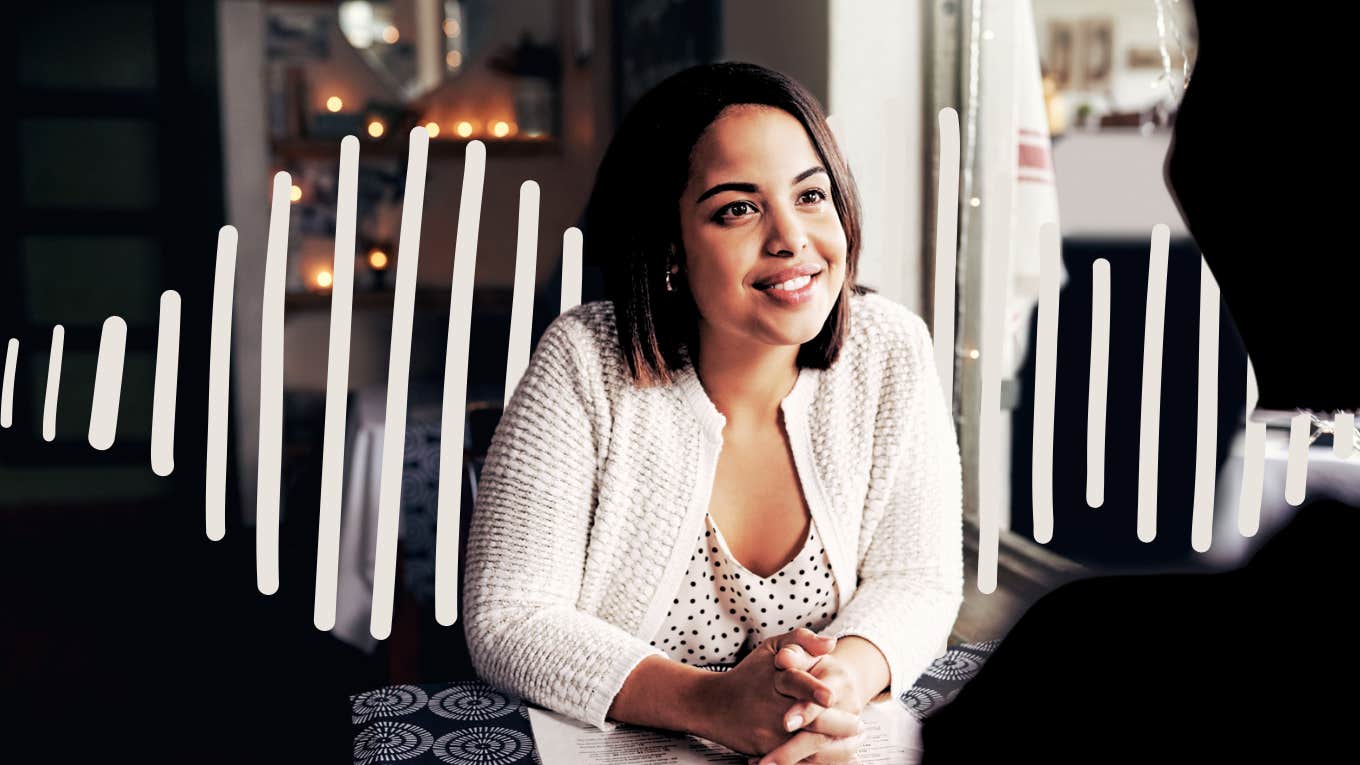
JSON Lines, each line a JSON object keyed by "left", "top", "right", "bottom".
{"left": 755, "top": 269, "right": 823, "bottom": 306}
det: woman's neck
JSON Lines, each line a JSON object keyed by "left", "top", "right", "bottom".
{"left": 692, "top": 322, "right": 800, "bottom": 429}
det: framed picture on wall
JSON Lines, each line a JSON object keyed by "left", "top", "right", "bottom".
{"left": 1046, "top": 20, "right": 1075, "bottom": 90}
{"left": 1080, "top": 18, "right": 1114, "bottom": 89}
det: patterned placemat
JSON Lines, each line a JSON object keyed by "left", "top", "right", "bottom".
{"left": 352, "top": 682, "right": 541, "bottom": 765}
{"left": 898, "top": 639, "right": 999, "bottom": 720}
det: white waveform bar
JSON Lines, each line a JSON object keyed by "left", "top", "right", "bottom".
{"left": 370, "top": 127, "right": 432, "bottom": 641}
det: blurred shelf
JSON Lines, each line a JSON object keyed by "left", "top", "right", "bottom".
{"left": 271, "top": 136, "right": 560, "bottom": 162}
{"left": 284, "top": 286, "right": 513, "bottom": 313}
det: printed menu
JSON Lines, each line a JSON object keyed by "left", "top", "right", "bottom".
{"left": 526, "top": 699, "right": 922, "bottom": 764}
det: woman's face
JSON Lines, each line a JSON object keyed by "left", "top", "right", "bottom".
{"left": 677, "top": 105, "right": 848, "bottom": 351}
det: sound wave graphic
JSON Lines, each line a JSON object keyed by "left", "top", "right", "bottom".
{"left": 1, "top": 112, "right": 1355, "bottom": 644}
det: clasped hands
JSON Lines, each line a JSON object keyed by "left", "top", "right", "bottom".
{"left": 702, "top": 627, "right": 867, "bottom": 765}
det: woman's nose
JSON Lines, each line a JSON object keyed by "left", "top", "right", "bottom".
{"left": 764, "top": 201, "right": 808, "bottom": 256}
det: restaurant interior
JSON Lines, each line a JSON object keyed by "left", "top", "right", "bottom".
{"left": 11, "top": 0, "right": 1342, "bottom": 759}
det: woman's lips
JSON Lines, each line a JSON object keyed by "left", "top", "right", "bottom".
{"left": 758, "top": 271, "right": 819, "bottom": 306}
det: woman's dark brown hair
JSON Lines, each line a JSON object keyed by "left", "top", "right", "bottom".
{"left": 583, "top": 61, "right": 873, "bottom": 387}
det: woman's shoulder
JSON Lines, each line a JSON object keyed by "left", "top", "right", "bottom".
{"left": 844, "top": 290, "right": 934, "bottom": 365}
{"left": 529, "top": 300, "right": 630, "bottom": 391}
{"left": 537, "top": 300, "right": 621, "bottom": 362}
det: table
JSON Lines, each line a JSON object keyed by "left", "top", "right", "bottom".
{"left": 349, "top": 640, "right": 998, "bottom": 764}
{"left": 1204, "top": 425, "right": 1360, "bottom": 570}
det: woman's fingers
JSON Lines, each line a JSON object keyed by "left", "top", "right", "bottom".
{"left": 753, "top": 730, "right": 863, "bottom": 765}
{"left": 774, "top": 644, "right": 819, "bottom": 672}
{"left": 774, "top": 666, "right": 836, "bottom": 707}
{"left": 798, "top": 706, "right": 863, "bottom": 739}
{"left": 781, "top": 698, "right": 824, "bottom": 732}
{"left": 783, "top": 626, "right": 832, "bottom": 656}
{"left": 770, "top": 627, "right": 837, "bottom": 660}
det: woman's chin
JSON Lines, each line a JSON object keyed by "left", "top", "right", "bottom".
{"left": 764, "top": 310, "right": 832, "bottom": 347}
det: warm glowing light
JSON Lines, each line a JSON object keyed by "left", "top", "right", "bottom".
{"left": 315, "top": 270, "right": 333, "bottom": 289}
{"left": 446, "top": 50, "right": 462, "bottom": 68}
{"left": 969, "top": 197, "right": 981, "bottom": 207}
{"left": 425, "top": 121, "right": 440, "bottom": 138}
{"left": 367, "top": 119, "right": 386, "bottom": 138}
{"left": 368, "top": 249, "right": 389, "bottom": 269}
{"left": 382, "top": 25, "right": 399, "bottom": 44}
{"left": 290, "top": 184, "right": 302, "bottom": 203}
{"left": 443, "top": 19, "right": 460, "bottom": 37}
{"left": 491, "top": 120, "right": 510, "bottom": 138}
{"left": 968, "top": 349, "right": 980, "bottom": 360}
{"left": 456, "top": 121, "right": 473, "bottom": 138}
{"left": 326, "top": 96, "right": 344, "bottom": 112}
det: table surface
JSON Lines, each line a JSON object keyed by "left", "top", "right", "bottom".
{"left": 350, "top": 641, "right": 998, "bottom": 764}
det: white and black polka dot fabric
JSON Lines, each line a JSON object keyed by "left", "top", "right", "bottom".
{"left": 650, "top": 511, "right": 840, "bottom": 666}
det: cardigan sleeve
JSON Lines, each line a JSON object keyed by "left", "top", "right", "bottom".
{"left": 822, "top": 306, "right": 965, "bottom": 706}
{"left": 461, "top": 314, "right": 665, "bottom": 732}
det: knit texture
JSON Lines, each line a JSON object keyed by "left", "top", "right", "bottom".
{"left": 462, "top": 292, "right": 965, "bottom": 731}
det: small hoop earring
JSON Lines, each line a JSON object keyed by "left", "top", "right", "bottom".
{"left": 665, "top": 267, "right": 675, "bottom": 292}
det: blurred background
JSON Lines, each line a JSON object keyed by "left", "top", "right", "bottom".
{"left": 11, "top": 0, "right": 1332, "bottom": 755}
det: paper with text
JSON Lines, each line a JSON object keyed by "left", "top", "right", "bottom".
{"left": 526, "top": 698, "right": 922, "bottom": 764}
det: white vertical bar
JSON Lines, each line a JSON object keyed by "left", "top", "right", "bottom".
{"left": 505, "top": 180, "right": 540, "bottom": 406}
{"left": 977, "top": 168, "right": 1012, "bottom": 595}
{"left": 1284, "top": 413, "right": 1310, "bottom": 506}
{"left": 1238, "top": 359, "right": 1265, "bottom": 537}
{"left": 1137, "top": 224, "right": 1170, "bottom": 543}
{"left": 315, "top": 135, "right": 361, "bottom": 633}
{"left": 370, "top": 127, "right": 431, "bottom": 641}
{"left": 1031, "top": 221, "right": 1060, "bottom": 543}
{"left": 933, "top": 107, "right": 960, "bottom": 401}
{"left": 1191, "top": 260, "right": 1219, "bottom": 552}
{"left": 1087, "top": 258, "right": 1111, "bottom": 509}
{"left": 256, "top": 170, "right": 292, "bottom": 595}
{"left": 1, "top": 338, "right": 17, "bottom": 429}
{"left": 560, "top": 227, "right": 583, "bottom": 314}
{"left": 207, "top": 225, "right": 238, "bottom": 542}
{"left": 977, "top": 0, "right": 1016, "bottom": 588}
{"left": 43, "top": 326, "right": 64, "bottom": 441}
{"left": 151, "top": 290, "right": 182, "bottom": 476}
{"left": 1333, "top": 412, "right": 1354, "bottom": 459}
{"left": 436, "top": 140, "right": 487, "bottom": 626}
{"left": 89, "top": 317, "right": 128, "bottom": 451}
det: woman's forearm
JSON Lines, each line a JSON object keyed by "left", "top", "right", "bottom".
{"left": 607, "top": 654, "right": 721, "bottom": 735}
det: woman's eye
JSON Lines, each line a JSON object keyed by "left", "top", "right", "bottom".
{"left": 717, "top": 201, "right": 756, "bottom": 221}
{"left": 799, "top": 188, "right": 829, "bottom": 205}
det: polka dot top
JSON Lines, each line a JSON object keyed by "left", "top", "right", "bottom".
{"left": 650, "top": 511, "right": 840, "bottom": 666}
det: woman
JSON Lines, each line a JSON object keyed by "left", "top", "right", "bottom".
{"left": 462, "top": 62, "right": 964, "bottom": 764}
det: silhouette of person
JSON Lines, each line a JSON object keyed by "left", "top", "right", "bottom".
{"left": 921, "top": 2, "right": 1360, "bottom": 760}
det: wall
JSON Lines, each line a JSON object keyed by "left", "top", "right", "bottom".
{"left": 827, "top": 0, "right": 925, "bottom": 315}
{"left": 218, "top": 0, "right": 614, "bottom": 523}
{"left": 722, "top": 0, "right": 928, "bottom": 316}
{"left": 1032, "top": 0, "right": 1196, "bottom": 122}
{"left": 721, "top": 0, "right": 829, "bottom": 108}
{"left": 1051, "top": 128, "right": 1189, "bottom": 239}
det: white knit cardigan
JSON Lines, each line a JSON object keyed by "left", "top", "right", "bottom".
{"left": 461, "top": 292, "right": 964, "bottom": 731}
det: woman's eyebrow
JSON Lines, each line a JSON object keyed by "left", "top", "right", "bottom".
{"left": 695, "top": 166, "right": 828, "bottom": 205}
